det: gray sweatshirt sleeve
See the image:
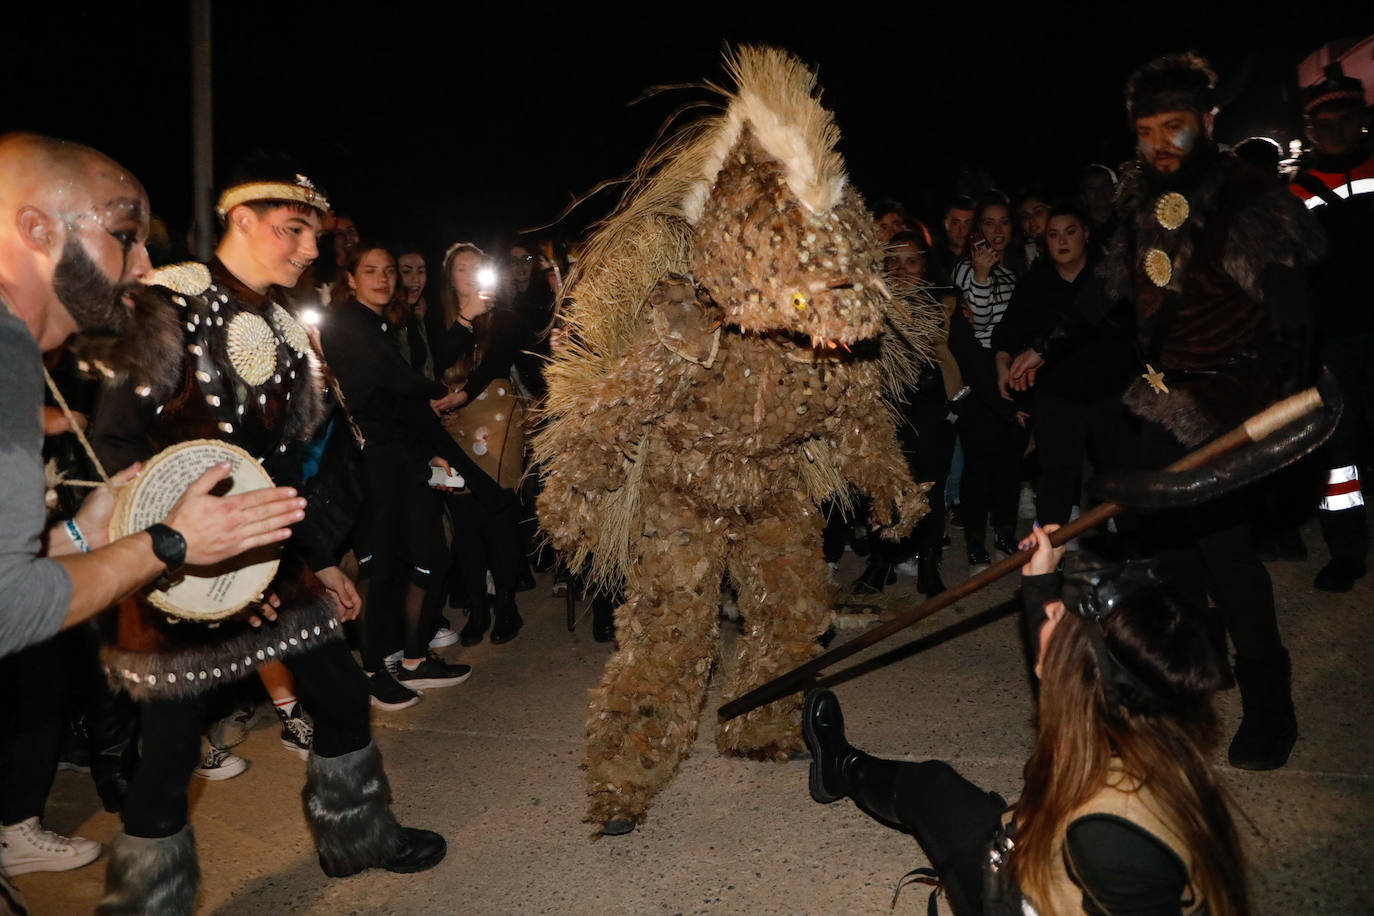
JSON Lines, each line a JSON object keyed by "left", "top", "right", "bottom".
{"left": 0, "top": 310, "right": 74, "bottom": 657}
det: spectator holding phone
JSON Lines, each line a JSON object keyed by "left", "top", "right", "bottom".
{"left": 319, "top": 243, "right": 474, "bottom": 709}
{"left": 949, "top": 191, "right": 1030, "bottom": 570}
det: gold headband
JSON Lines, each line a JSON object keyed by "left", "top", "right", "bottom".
{"left": 216, "top": 175, "right": 330, "bottom": 219}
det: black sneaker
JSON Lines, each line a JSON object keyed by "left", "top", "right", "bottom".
{"left": 276, "top": 704, "right": 313, "bottom": 760}
{"left": 368, "top": 670, "right": 421, "bottom": 711}
{"left": 394, "top": 655, "right": 473, "bottom": 690}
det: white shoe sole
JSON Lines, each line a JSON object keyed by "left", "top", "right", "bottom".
{"left": 281, "top": 739, "right": 311, "bottom": 760}
{"left": 193, "top": 758, "right": 248, "bottom": 781}
{"left": 429, "top": 630, "right": 460, "bottom": 649}
{"left": 369, "top": 694, "right": 421, "bottom": 711}
{"left": 396, "top": 670, "right": 472, "bottom": 690}
{"left": 0, "top": 843, "right": 102, "bottom": 876}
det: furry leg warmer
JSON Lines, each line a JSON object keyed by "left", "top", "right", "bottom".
{"left": 302, "top": 741, "right": 445, "bottom": 877}
{"left": 717, "top": 506, "right": 832, "bottom": 758}
{"left": 95, "top": 825, "right": 198, "bottom": 916}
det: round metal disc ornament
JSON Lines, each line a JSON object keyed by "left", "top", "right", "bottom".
{"left": 226, "top": 312, "right": 277, "bottom": 386}
{"left": 1154, "top": 192, "right": 1189, "bottom": 230}
{"left": 109, "top": 439, "right": 279, "bottom": 621}
{"left": 1144, "top": 248, "right": 1173, "bottom": 287}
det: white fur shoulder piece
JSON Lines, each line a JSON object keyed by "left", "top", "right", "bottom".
{"left": 143, "top": 262, "right": 212, "bottom": 297}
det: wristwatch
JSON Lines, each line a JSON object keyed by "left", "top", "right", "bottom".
{"left": 145, "top": 523, "right": 187, "bottom": 574}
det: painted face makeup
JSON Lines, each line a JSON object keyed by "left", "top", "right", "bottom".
{"left": 255, "top": 207, "right": 321, "bottom": 287}
{"left": 1136, "top": 111, "right": 1204, "bottom": 174}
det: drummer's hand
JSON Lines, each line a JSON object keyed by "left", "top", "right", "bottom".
{"left": 72, "top": 463, "right": 142, "bottom": 552}
{"left": 1018, "top": 522, "right": 1065, "bottom": 576}
{"left": 316, "top": 566, "right": 361, "bottom": 621}
{"left": 246, "top": 591, "right": 280, "bottom": 628}
{"left": 164, "top": 462, "right": 306, "bottom": 566}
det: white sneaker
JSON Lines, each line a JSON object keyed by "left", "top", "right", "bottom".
{"left": 193, "top": 743, "right": 248, "bottom": 781}
{"left": 0, "top": 817, "right": 102, "bottom": 876}
{"left": 428, "top": 626, "right": 459, "bottom": 649}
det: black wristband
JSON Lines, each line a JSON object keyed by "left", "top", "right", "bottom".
{"left": 145, "top": 523, "right": 187, "bottom": 573}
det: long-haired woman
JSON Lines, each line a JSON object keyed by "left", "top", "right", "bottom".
{"left": 428, "top": 242, "right": 526, "bottom": 646}
{"left": 803, "top": 524, "right": 1248, "bottom": 915}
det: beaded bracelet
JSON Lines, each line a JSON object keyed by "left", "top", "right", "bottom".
{"left": 64, "top": 518, "right": 91, "bottom": 553}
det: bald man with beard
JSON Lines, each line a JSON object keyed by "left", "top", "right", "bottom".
{"left": 0, "top": 135, "right": 310, "bottom": 902}
{"left": 0, "top": 133, "right": 308, "bottom": 657}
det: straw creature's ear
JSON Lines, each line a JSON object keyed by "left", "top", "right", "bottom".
{"left": 649, "top": 275, "right": 720, "bottom": 368}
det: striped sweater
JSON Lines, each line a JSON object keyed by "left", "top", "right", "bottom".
{"left": 953, "top": 256, "right": 1017, "bottom": 349}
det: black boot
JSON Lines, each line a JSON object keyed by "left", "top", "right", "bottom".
{"left": 1229, "top": 649, "right": 1298, "bottom": 770}
{"left": 591, "top": 591, "right": 616, "bottom": 643}
{"left": 459, "top": 597, "right": 490, "bottom": 646}
{"left": 489, "top": 589, "right": 523, "bottom": 644}
{"left": 1313, "top": 556, "right": 1366, "bottom": 592}
{"left": 916, "top": 553, "right": 946, "bottom": 597}
{"left": 802, "top": 691, "right": 1001, "bottom": 916}
{"left": 801, "top": 690, "right": 861, "bottom": 803}
{"left": 96, "top": 825, "right": 199, "bottom": 915}
{"left": 303, "top": 742, "right": 446, "bottom": 878}
{"left": 852, "top": 560, "right": 895, "bottom": 595}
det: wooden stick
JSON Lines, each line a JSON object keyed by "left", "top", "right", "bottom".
{"left": 717, "top": 384, "right": 1325, "bottom": 722}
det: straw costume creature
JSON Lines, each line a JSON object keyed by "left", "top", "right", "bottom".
{"left": 533, "top": 46, "right": 937, "bottom": 835}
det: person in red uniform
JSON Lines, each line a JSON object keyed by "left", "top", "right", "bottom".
{"left": 1288, "top": 62, "right": 1373, "bottom": 592}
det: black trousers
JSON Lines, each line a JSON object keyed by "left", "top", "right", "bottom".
{"left": 446, "top": 490, "right": 521, "bottom": 602}
{"left": 957, "top": 406, "right": 1029, "bottom": 551}
{"left": 354, "top": 444, "right": 450, "bottom": 669}
{"left": 1318, "top": 332, "right": 1372, "bottom": 561}
{"left": 1032, "top": 389, "right": 1135, "bottom": 527}
{"left": 1137, "top": 421, "right": 1283, "bottom": 661}
{"left": 0, "top": 637, "right": 63, "bottom": 825}
{"left": 886, "top": 404, "right": 957, "bottom": 564}
{"left": 121, "top": 638, "right": 370, "bottom": 839}
{"left": 845, "top": 755, "right": 1005, "bottom": 916}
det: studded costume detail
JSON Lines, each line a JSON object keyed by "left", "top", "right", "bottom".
{"left": 533, "top": 47, "right": 935, "bottom": 831}
{"left": 88, "top": 259, "right": 335, "bottom": 700}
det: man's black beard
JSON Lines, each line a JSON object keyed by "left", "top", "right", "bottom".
{"left": 52, "top": 234, "right": 135, "bottom": 336}
{"left": 1140, "top": 139, "right": 1220, "bottom": 193}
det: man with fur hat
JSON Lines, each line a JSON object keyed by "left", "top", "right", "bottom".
{"left": 1010, "top": 52, "right": 1325, "bottom": 771}
{"left": 1288, "top": 62, "right": 1373, "bottom": 593}
{"left": 85, "top": 161, "right": 445, "bottom": 912}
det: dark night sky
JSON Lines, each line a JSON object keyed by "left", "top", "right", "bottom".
{"left": 6, "top": 4, "right": 1369, "bottom": 259}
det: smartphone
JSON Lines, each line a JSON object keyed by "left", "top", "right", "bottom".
{"left": 972, "top": 235, "right": 991, "bottom": 252}
{"left": 428, "top": 466, "right": 465, "bottom": 489}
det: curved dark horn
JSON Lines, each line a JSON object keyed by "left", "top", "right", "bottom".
{"left": 1088, "top": 368, "right": 1344, "bottom": 509}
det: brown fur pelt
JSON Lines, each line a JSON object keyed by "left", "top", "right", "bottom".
{"left": 533, "top": 46, "right": 936, "bottom": 831}
{"left": 1100, "top": 152, "right": 1325, "bottom": 446}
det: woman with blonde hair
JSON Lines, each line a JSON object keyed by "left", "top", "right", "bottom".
{"left": 803, "top": 524, "right": 1249, "bottom": 915}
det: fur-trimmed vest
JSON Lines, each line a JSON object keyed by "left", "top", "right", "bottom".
{"left": 82, "top": 259, "right": 341, "bottom": 701}
{"left": 1104, "top": 150, "right": 1325, "bottom": 446}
